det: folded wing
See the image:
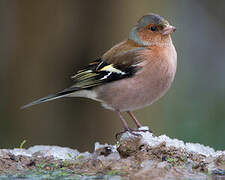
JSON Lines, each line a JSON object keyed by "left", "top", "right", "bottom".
{"left": 22, "top": 48, "right": 146, "bottom": 108}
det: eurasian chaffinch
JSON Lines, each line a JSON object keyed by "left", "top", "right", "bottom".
{"left": 22, "top": 13, "right": 177, "bottom": 134}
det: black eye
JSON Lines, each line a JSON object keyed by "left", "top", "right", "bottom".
{"left": 150, "top": 26, "right": 158, "bottom": 32}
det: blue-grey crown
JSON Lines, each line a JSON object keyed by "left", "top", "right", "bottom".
{"left": 137, "top": 13, "right": 169, "bottom": 28}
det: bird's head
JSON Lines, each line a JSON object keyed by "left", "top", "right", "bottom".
{"left": 129, "top": 13, "right": 176, "bottom": 46}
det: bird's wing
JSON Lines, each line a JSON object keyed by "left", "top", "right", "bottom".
{"left": 70, "top": 47, "right": 146, "bottom": 89}
{"left": 21, "top": 47, "right": 148, "bottom": 109}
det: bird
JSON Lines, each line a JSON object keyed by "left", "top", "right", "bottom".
{"left": 22, "top": 13, "right": 177, "bottom": 135}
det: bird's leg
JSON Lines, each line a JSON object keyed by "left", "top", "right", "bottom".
{"left": 115, "top": 111, "right": 141, "bottom": 140}
{"left": 127, "top": 111, "right": 142, "bottom": 128}
{"left": 117, "top": 111, "right": 129, "bottom": 131}
{"left": 127, "top": 111, "right": 153, "bottom": 134}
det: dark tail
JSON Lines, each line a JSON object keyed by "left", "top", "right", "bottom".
{"left": 21, "top": 87, "right": 80, "bottom": 109}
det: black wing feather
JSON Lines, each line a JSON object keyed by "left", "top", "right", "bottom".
{"left": 71, "top": 58, "right": 140, "bottom": 89}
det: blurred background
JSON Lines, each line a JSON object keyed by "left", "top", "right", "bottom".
{"left": 0, "top": 0, "right": 225, "bottom": 152}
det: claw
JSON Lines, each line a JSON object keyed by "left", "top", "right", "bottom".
{"left": 115, "top": 128, "right": 152, "bottom": 140}
{"left": 115, "top": 128, "right": 140, "bottom": 140}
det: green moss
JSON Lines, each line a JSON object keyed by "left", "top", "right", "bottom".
{"left": 108, "top": 170, "right": 118, "bottom": 176}
{"left": 61, "top": 160, "right": 72, "bottom": 167}
{"left": 207, "top": 170, "right": 212, "bottom": 176}
{"left": 167, "top": 157, "right": 177, "bottom": 163}
{"left": 58, "top": 172, "right": 69, "bottom": 177}
{"left": 181, "top": 156, "right": 187, "bottom": 163}
{"left": 76, "top": 155, "right": 84, "bottom": 160}
{"left": 36, "top": 163, "right": 45, "bottom": 169}
{"left": 67, "top": 153, "right": 72, "bottom": 158}
{"left": 116, "top": 141, "right": 121, "bottom": 147}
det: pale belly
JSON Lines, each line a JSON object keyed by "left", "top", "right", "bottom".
{"left": 94, "top": 60, "right": 176, "bottom": 112}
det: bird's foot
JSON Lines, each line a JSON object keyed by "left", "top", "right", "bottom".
{"left": 115, "top": 127, "right": 154, "bottom": 140}
{"left": 115, "top": 128, "right": 140, "bottom": 140}
{"left": 137, "top": 127, "right": 154, "bottom": 134}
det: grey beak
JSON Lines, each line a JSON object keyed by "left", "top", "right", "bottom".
{"left": 161, "top": 25, "right": 176, "bottom": 35}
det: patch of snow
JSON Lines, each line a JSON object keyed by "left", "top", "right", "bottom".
{"left": 215, "top": 150, "right": 225, "bottom": 157}
{"left": 185, "top": 143, "right": 215, "bottom": 157}
{"left": 94, "top": 142, "right": 117, "bottom": 153}
{"left": 120, "top": 126, "right": 225, "bottom": 157}
{"left": 28, "top": 145, "right": 80, "bottom": 160}
{"left": 4, "top": 145, "right": 90, "bottom": 160}
{"left": 9, "top": 148, "right": 32, "bottom": 157}
{"left": 80, "top": 151, "right": 91, "bottom": 159}
{"left": 142, "top": 133, "right": 186, "bottom": 149}
{"left": 138, "top": 126, "right": 149, "bottom": 131}
{"left": 95, "top": 142, "right": 120, "bottom": 161}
